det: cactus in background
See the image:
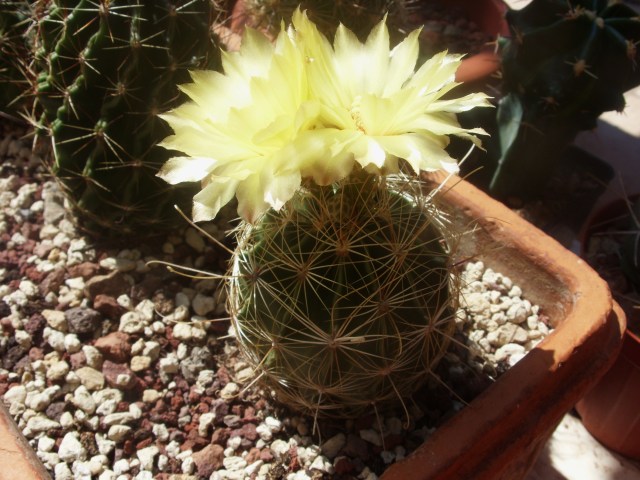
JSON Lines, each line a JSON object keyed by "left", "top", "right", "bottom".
{"left": 236, "top": 0, "right": 415, "bottom": 41}
{"left": 229, "top": 171, "right": 457, "bottom": 417}
{"left": 0, "top": 1, "right": 33, "bottom": 116}
{"left": 32, "top": 0, "right": 224, "bottom": 236}
{"left": 487, "top": 0, "right": 640, "bottom": 202}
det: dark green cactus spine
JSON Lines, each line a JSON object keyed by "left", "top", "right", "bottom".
{"left": 34, "top": 0, "right": 223, "bottom": 236}
{"left": 229, "top": 171, "right": 458, "bottom": 418}
{"left": 490, "top": 0, "right": 640, "bottom": 201}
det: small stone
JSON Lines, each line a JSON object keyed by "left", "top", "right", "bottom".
{"left": 119, "top": 311, "right": 146, "bottom": 334}
{"left": 172, "top": 323, "right": 194, "bottom": 341}
{"left": 82, "top": 346, "right": 103, "bottom": 369}
{"left": 185, "top": 228, "right": 206, "bottom": 252}
{"left": 192, "top": 293, "right": 215, "bottom": 316}
{"left": 142, "top": 389, "right": 161, "bottom": 403}
{"left": 42, "top": 310, "right": 67, "bottom": 332}
{"left": 58, "top": 432, "right": 87, "bottom": 462}
{"left": 94, "top": 332, "right": 131, "bottom": 363}
{"left": 65, "top": 307, "right": 101, "bottom": 335}
{"left": 220, "top": 382, "right": 239, "bottom": 400}
{"left": 321, "top": 433, "right": 346, "bottom": 460}
{"left": 46, "top": 360, "right": 70, "bottom": 381}
{"left": 192, "top": 444, "right": 224, "bottom": 478}
{"left": 72, "top": 385, "right": 97, "bottom": 414}
{"left": 24, "top": 414, "right": 61, "bottom": 436}
{"left": 64, "top": 333, "right": 82, "bottom": 353}
{"left": 130, "top": 355, "right": 152, "bottom": 372}
{"left": 137, "top": 445, "right": 159, "bottom": 471}
{"left": 107, "top": 425, "right": 132, "bottom": 442}
{"left": 75, "top": 366, "right": 105, "bottom": 391}
{"left": 102, "top": 360, "right": 138, "bottom": 390}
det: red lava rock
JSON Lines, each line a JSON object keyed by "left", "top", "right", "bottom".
{"left": 210, "top": 427, "right": 231, "bottom": 446}
{"left": 67, "top": 262, "right": 101, "bottom": 280}
{"left": 102, "top": 360, "right": 139, "bottom": 390}
{"left": 245, "top": 447, "right": 261, "bottom": 464}
{"left": 192, "top": 444, "right": 224, "bottom": 478}
{"left": 216, "top": 366, "right": 231, "bottom": 384}
{"left": 259, "top": 448, "right": 274, "bottom": 462}
{"left": 136, "top": 437, "right": 153, "bottom": 450}
{"left": 28, "top": 347, "right": 44, "bottom": 362}
{"left": 39, "top": 268, "right": 66, "bottom": 296}
{"left": 196, "top": 402, "right": 209, "bottom": 414}
{"left": 231, "top": 423, "right": 258, "bottom": 442}
{"left": 84, "top": 270, "right": 132, "bottom": 299}
{"left": 93, "top": 294, "right": 127, "bottom": 320}
{"left": 23, "top": 313, "right": 46, "bottom": 336}
{"left": 94, "top": 332, "right": 131, "bottom": 363}
{"left": 170, "top": 393, "right": 184, "bottom": 410}
{"left": 23, "top": 265, "right": 46, "bottom": 283}
{"left": 0, "top": 317, "right": 14, "bottom": 334}
{"left": 69, "top": 351, "right": 87, "bottom": 369}
{"left": 122, "top": 439, "right": 135, "bottom": 456}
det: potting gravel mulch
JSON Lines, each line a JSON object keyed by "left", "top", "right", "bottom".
{"left": 0, "top": 118, "right": 552, "bottom": 480}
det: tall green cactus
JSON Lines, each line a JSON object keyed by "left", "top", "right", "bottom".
{"left": 487, "top": 0, "right": 640, "bottom": 201}
{"left": 229, "top": 170, "right": 458, "bottom": 418}
{"left": 33, "top": 0, "right": 224, "bottom": 236}
{"left": 0, "top": 1, "right": 33, "bottom": 115}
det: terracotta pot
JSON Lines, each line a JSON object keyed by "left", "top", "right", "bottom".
{"left": 0, "top": 403, "right": 52, "bottom": 479}
{"left": 0, "top": 174, "right": 622, "bottom": 479}
{"left": 574, "top": 197, "right": 640, "bottom": 460}
{"left": 227, "top": 0, "right": 509, "bottom": 87}
{"left": 576, "top": 329, "right": 640, "bottom": 460}
{"left": 380, "top": 172, "right": 625, "bottom": 480}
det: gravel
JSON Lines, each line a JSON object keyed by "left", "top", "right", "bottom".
{"left": 0, "top": 119, "right": 552, "bottom": 479}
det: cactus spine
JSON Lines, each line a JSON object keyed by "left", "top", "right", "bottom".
{"left": 32, "top": 0, "right": 224, "bottom": 236}
{"left": 229, "top": 170, "right": 458, "bottom": 418}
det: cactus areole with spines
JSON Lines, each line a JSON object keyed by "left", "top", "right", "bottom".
{"left": 158, "top": 10, "right": 491, "bottom": 417}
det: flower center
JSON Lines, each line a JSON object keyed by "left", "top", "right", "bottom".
{"left": 349, "top": 95, "right": 366, "bottom": 133}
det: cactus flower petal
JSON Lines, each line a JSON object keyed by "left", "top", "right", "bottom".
{"left": 158, "top": 9, "right": 491, "bottom": 223}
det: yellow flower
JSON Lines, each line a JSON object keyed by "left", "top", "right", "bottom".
{"left": 158, "top": 10, "right": 491, "bottom": 223}
{"left": 292, "top": 9, "right": 491, "bottom": 178}
{"left": 158, "top": 26, "right": 323, "bottom": 223}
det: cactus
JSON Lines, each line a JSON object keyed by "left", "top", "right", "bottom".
{"left": 228, "top": 170, "right": 458, "bottom": 418}
{"left": 486, "top": 0, "right": 640, "bottom": 201}
{"left": 236, "top": 0, "right": 415, "bottom": 42}
{"left": 32, "top": 0, "right": 224, "bottom": 236}
{"left": 0, "top": 1, "right": 33, "bottom": 116}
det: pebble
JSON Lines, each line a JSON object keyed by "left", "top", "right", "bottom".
{"left": 58, "top": 432, "right": 87, "bottom": 462}
{"left": 75, "top": 366, "right": 105, "bottom": 391}
{"left": 107, "top": 425, "right": 132, "bottom": 442}
{"left": 137, "top": 445, "right": 159, "bottom": 471}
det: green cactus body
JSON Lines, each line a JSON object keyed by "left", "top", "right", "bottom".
{"left": 228, "top": 171, "right": 458, "bottom": 418}
{"left": 0, "top": 1, "right": 33, "bottom": 115}
{"left": 489, "top": 0, "right": 640, "bottom": 201}
{"left": 34, "top": 0, "right": 223, "bottom": 235}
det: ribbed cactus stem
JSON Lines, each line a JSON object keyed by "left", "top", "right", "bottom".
{"left": 228, "top": 170, "right": 459, "bottom": 418}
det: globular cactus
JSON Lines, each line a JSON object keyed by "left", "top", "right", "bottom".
{"left": 488, "top": 0, "right": 640, "bottom": 201}
{"left": 229, "top": 170, "right": 458, "bottom": 418}
{"left": 0, "top": 1, "right": 33, "bottom": 116}
{"left": 32, "top": 0, "right": 224, "bottom": 236}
